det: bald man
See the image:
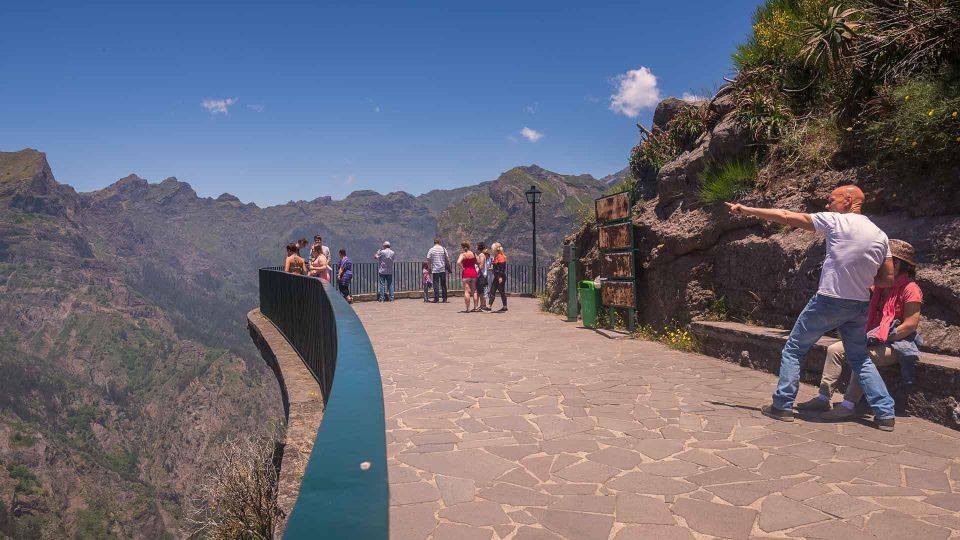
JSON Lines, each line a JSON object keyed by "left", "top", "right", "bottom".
{"left": 726, "top": 186, "right": 898, "bottom": 431}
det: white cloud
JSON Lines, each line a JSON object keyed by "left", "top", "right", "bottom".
{"left": 609, "top": 67, "right": 660, "bottom": 118}
{"left": 247, "top": 103, "right": 265, "bottom": 112}
{"left": 520, "top": 127, "right": 544, "bottom": 142}
{"left": 345, "top": 175, "right": 356, "bottom": 186}
{"left": 681, "top": 92, "right": 708, "bottom": 103}
{"left": 201, "top": 97, "right": 239, "bottom": 114}
{"left": 524, "top": 102, "right": 539, "bottom": 114}
{"left": 584, "top": 94, "right": 600, "bottom": 103}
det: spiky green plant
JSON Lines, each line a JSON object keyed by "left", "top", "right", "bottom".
{"left": 698, "top": 160, "right": 758, "bottom": 204}
{"left": 801, "top": 5, "right": 861, "bottom": 71}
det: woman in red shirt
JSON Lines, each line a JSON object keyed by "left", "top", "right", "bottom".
{"left": 799, "top": 239, "right": 923, "bottom": 420}
{"left": 457, "top": 241, "right": 479, "bottom": 313}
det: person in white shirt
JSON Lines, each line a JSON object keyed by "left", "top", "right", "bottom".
{"left": 311, "top": 235, "right": 331, "bottom": 261}
{"left": 726, "top": 185, "right": 897, "bottom": 431}
{"left": 426, "top": 238, "right": 450, "bottom": 303}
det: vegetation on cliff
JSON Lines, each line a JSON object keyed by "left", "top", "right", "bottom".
{"left": 627, "top": 0, "right": 960, "bottom": 201}
{"left": 544, "top": 1, "right": 960, "bottom": 365}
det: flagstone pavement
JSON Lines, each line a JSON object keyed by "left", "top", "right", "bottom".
{"left": 354, "top": 298, "right": 960, "bottom": 540}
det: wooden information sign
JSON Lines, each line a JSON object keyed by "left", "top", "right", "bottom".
{"left": 594, "top": 191, "right": 631, "bottom": 223}
{"left": 600, "top": 252, "right": 633, "bottom": 279}
{"left": 601, "top": 281, "right": 635, "bottom": 309}
{"left": 598, "top": 223, "right": 631, "bottom": 250}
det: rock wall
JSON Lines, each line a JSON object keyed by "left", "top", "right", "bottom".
{"left": 545, "top": 95, "right": 960, "bottom": 356}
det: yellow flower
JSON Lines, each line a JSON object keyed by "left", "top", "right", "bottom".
{"left": 953, "top": 111, "right": 958, "bottom": 118}
{"left": 956, "top": 137, "right": 960, "bottom": 143}
{"left": 895, "top": 137, "right": 901, "bottom": 142}
{"left": 928, "top": 109, "right": 934, "bottom": 116}
{"left": 904, "top": 95, "right": 911, "bottom": 101}
{"left": 912, "top": 141, "right": 918, "bottom": 147}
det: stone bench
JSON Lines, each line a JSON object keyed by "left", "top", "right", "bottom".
{"left": 689, "top": 320, "right": 960, "bottom": 429}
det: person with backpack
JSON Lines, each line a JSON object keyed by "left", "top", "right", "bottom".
{"left": 426, "top": 238, "right": 450, "bottom": 303}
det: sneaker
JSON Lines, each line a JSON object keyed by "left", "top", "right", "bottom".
{"left": 497, "top": 307, "right": 508, "bottom": 312}
{"left": 432, "top": 300, "right": 439, "bottom": 303}
{"left": 796, "top": 396, "right": 831, "bottom": 412}
{"left": 761, "top": 404, "right": 794, "bottom": 422}
{"left": 820, "top": 405, "right": 856, "bottom": 421}
{"left": 876, "top": 417, "right": 896, "bottom": 432}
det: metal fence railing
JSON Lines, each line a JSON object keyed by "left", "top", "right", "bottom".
{"left": 258, "top": 268, "right": 388, "bottom": 539}
{"left": 281, "top": 260, "right": 548, "bottom": 296}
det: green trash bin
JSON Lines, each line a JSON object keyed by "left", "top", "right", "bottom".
{"left": 578, "top": 280, "right": 600, "bottom": 328}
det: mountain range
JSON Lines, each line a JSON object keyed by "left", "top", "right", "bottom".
{"left": 0, "top": 148, "right": 611, "bottom": 537}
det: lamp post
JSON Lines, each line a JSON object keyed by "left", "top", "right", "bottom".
{"left": 524, "top": 185, "right": 542, "bottom": 295}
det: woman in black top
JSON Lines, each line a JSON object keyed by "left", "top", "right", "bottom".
{"left": 489, "top": 242, "right": 508, "bottom": 312}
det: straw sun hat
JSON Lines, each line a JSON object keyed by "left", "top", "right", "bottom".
{"left": 889, "top": 239, "right": 917, "bottom": 267}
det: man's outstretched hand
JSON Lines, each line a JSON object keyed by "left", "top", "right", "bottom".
{"left": 725, "top": 202, "right": 746, "bottom": 215}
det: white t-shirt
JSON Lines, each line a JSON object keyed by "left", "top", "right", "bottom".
{"left": 810, "top": 212, "right": 891, "bottom": 302}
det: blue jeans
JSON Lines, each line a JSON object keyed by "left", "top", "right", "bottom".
{"left": 774, "top": 294, "right": 895, "bottom": 419}
{"left": 378, "top": 273, "right": 394, "bottom": 301}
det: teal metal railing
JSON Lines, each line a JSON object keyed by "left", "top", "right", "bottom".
{"left": 258, "top": 268, "right": 388, "bottom": 539}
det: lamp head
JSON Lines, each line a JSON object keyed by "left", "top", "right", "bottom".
{"left": 525, "top": 184, "right": 542, "bottom": 205}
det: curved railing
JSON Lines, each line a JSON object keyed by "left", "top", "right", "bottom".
{"left": 258, "top": 268, "right": 388, "bottom": 539}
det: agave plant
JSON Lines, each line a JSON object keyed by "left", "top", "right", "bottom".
{"left": 801, "top": 5, "right": 861, "bottom": 71}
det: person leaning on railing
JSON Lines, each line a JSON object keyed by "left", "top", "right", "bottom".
{"left": 284, "top": 243, "right": 306, "bottom": 275}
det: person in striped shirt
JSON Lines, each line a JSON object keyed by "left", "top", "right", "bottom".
{"left": 426, "top": 238, "right": 450, "bottom": 303}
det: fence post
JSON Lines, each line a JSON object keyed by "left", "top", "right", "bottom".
{"left": 566, "top": 245, "right": 578, "bottom": 322}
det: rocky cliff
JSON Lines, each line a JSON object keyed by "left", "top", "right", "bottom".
{"left": 543, "top": 94, "right": 960, "bottom": 357}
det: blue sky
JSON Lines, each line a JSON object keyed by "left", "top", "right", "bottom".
{"left": 1, "top": 1, "right": 760, "bottom": 206}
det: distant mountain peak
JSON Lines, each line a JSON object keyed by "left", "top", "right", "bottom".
{"left": 0, "top": 148, "right": 54, "bottom": 186}
{"left": 215, "top": 193, "right": 241, "bottom": 203}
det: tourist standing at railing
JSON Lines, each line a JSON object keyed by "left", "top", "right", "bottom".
{"left": 375, "top": 241, "right": 396, "bottom": 302}
{"left": 476, "top": 242, "right": 491, "bottom": 312}
{"left": 284, "top": 243, "right": 306, "bottom": 275}
{"left": 421, "top": 262, "right": 432, "bottom": 302}
{"left": 295, "top": 238, "right": 309, "bottom": 259}
{"left": 337, "top": 249, "right": 353, "bottom": 303}
{"left": 309, "top": 245, "right": 331, "bottom": 284}
{"left": 457, "top": 242, "right": 479, "bottom": 313}
{"left": 311, "top": 235, "right": 331, "bottom": 262}
{"left": 489, "top": 242, "right": 508, "bottom": 312}
{"left": 427, "top": 238, "right": 450, "bottom": 303}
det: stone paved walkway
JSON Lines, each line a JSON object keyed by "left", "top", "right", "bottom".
{"left": 355, "top": 298, "right": 960, "bottom": 540}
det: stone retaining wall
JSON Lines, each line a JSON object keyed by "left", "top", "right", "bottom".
{"left": 690, "top": 320, "right": 960, "bottom": 430}
{"left": 247, "top": 309, "right": 325, "bottom": 538}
